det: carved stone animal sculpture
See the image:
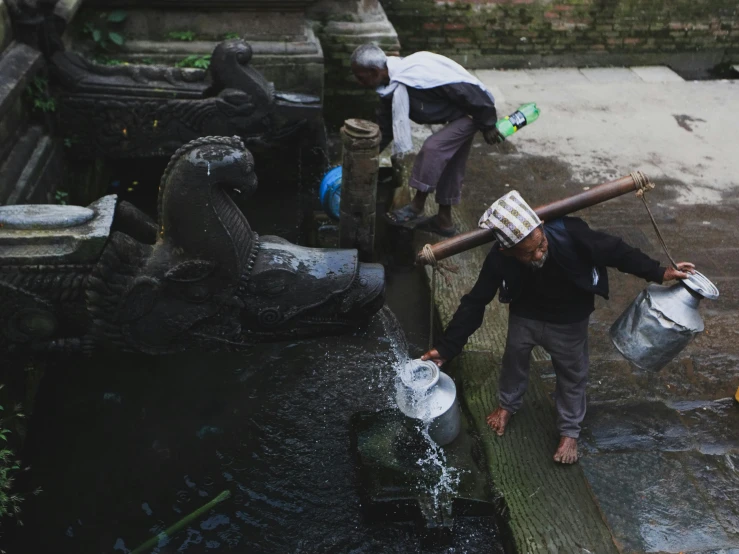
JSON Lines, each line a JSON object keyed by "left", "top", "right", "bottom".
{"left": 0, "top": 136, "right": 385, "bottom": 353}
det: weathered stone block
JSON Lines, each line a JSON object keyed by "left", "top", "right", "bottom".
{"left": 0, "top": 195, "right": 115, "bottom": 265}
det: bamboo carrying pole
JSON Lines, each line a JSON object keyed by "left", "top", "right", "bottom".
{"left": 416, "top": 173, "right": 649, "bottom": 266}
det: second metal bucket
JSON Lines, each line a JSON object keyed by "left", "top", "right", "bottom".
{"left": 610, "top": 271, "right": 719, "bottom": 371}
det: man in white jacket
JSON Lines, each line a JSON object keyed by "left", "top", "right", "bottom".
{"left": 351, "top": 43, "right": 504, "bottom": 237}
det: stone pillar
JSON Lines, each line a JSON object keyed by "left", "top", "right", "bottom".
{"left": 339, "top": 118, "right": 380, "bottom": 262}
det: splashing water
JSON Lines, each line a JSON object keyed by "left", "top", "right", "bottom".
{"left": 381, "top": 307, "right": 463, "bottom": 511}
{"left": 417, "top": 424, "right": 463, "bottom": 510}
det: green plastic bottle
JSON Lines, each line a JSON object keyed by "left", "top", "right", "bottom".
{"left": 495, "top": 103, "right": 540, "bottom": 138}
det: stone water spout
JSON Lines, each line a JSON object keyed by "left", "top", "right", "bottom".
{"left": 0, "top": 136, "right": 385, "bottom": 353}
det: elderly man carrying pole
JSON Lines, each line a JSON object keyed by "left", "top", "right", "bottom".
{"left": 421, "top": 191, "right": 695, "bottom": 463}
{"left": 350, "top": 44, "right": 504, "bottom": 237}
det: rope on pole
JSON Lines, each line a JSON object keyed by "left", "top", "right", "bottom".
{"left": 422, "top": 244, "right": 460, "bottom": 351}
{"left": 631, "top": 171, "right": 679, "bottom": 269}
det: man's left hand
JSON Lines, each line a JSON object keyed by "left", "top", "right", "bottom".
{"left": 663, "top": 262, "right": 696, "bottom": 281}
{"left": 421, "top": 349, "right": 447, "bottom": 367}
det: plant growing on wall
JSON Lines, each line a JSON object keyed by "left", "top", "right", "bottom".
{"left": 168, "top": 31, "right": 196, "bottom": 41}
{"left": 25, "top": 77, "right": 56, "bottom": 113}
{"left": 55, "top": 190, "right": 69, "bottom": 205}
{"left": 0, "top": 388, "right": 41, "bottom": 531}
{"left": 175, "top": 55, "right": 211, "bottom": 70}
{"left": 83, "top": 10, "right": 128, "bottom": 51}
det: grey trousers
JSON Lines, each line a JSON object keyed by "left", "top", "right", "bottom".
{"left": 409, "top": 116, "right": 478, "bottom": 206}
{"left": 499, "top": 314, "right": 590, "bottom": 439}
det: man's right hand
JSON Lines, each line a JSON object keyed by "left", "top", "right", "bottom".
{"left": 421, "top": 349, "right": 447, "bottom": 367}
{"left": 483, "top": 128, "right": 505, "bottom": 145}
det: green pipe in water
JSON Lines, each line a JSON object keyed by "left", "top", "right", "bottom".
{"left": 130, "top": 489, "right": 231, "bottom": 554}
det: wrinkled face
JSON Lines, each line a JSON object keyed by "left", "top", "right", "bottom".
{"left": 351, "top": 63, "right": 388, "bottom": 89}
{"left": 237, "top": 238, "right": 385, "bottom": 341}
{"left": 503, "top": 227, "right": 549, "bottom": 270}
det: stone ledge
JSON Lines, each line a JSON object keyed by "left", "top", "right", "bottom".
{"left": 119, "top": 37, "right": 323, "bottom": 60}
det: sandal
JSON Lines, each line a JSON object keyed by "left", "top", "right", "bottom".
{"left": 384, "top": 204, "right": 429, "bottom": 227}
{"left": 415, "top": 216, "right": 458, "bottom": 237}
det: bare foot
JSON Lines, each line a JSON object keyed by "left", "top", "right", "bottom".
{"left": 553, "top": 436, "right": 578, "bottom": 464}
{"left": 486, "top": 407, "right": 511, "bottom": 436}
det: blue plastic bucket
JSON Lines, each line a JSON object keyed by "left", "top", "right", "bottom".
{"left": 319, "top": 166, "right": 342, "bottom": 220}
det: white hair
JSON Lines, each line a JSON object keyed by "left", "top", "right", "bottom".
{"left": 350, "top": 44, "right": 387, "bottom": 69}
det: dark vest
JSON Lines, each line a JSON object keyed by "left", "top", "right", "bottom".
{"left": 498, "top": 218, "right": 610, "bottom": 303}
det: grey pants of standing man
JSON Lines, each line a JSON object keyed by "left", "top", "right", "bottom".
{"left": 499, "top": 314, "right": 590, "bottom": 439}
{"left": 410, "top": 116, "right": 478, "bottom": 206}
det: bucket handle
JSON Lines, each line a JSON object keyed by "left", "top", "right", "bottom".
{"left": 632, "top": 171, "right": 678, "bottom": 270}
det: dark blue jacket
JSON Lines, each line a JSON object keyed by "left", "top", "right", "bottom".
{"left": 435, "top": 217, "right": 666, "bottom": 360}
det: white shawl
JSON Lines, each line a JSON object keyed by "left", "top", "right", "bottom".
{"left": 376, "top": 52, "right": 494, "bottom": 156}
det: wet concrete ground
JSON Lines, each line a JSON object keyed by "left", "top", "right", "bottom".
{"left": 404, "top": 67, "right": 739, "bottom": 553}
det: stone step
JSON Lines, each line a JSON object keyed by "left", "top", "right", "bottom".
{"left": 0, "top": 42, "right": 43, "bottom": 122}
{"left": 0, "top": 125, "right": 61, "bottom": 205}
{"left": 0, "top": 124, "right": 43, "bottom": 203}
{"left": 5, "top": 133, "right": 60, "bottom": 205}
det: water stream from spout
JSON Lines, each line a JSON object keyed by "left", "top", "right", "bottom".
{"left": 379, "top": 307, "right": 463, "bottom": 511}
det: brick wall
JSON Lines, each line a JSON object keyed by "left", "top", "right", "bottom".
{"left": 381, "top": 0, "right": 739, "bottom": 71}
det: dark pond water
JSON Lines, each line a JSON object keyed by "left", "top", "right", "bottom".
{"left": 4, "top": 309, "right": 503, "bottom": 553}
{"left": 2, "top": 139, "right": 505, "bottom": 553}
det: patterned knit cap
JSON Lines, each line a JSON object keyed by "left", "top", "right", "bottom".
{"left": 478, "top": 190, "right": 542, "bottom": 249}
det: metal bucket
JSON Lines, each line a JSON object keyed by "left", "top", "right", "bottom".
{"left": 610, "top": 271, "right": 719, "bottom": 371}
{"left": 395, "top": 359, "right": 461, "bottom": 446}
